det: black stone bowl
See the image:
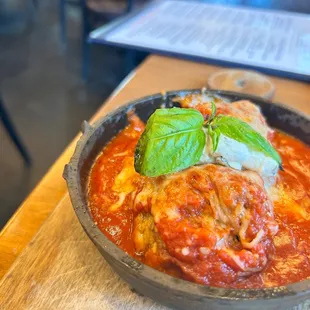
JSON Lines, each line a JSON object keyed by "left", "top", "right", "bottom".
{"left": 63, "top": 90, "right": 310, "bottom": 310}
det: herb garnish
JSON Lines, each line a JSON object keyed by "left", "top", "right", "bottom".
{"left": 134, "top": 104, "right": 282, "bottom": 177}
{"left": 134, "top": 108, "right": 205, "bottom": 177}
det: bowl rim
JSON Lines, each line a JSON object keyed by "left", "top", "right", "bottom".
{"left": 64, "top": 89, "right": 310, "bottom": 302}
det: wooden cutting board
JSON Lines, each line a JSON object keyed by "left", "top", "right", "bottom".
{"left": 1, "top": 197, "right": 310, "bottom": 310}
{"left": 0, "top": 193, "right": 168, "bottom": 309}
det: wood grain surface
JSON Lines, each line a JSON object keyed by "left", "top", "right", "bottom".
{"left": 0, "top": 194, "right": 167, "bottom": 310}
{"left": 0, "top": 55, "right": 309, "bottom": 306}
{"left": 1, "top": 198, "right": 310, "bottom": 309}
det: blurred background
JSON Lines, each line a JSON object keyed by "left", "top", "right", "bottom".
{"left": 0, "top": 0, "right": 309, "bottom": 229}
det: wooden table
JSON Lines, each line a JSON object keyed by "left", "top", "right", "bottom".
{"left": 0, "top": 55, "right": 309, "bottom": 309}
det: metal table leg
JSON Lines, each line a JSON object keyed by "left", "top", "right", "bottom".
{"left": 0, "top": 95, "right": 32, "bottom": 165}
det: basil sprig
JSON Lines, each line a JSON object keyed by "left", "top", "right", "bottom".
{"left": 206, "top": 102, "right": 282, "bottom": 168}
{"left": 134, "top": 105, "right": 282, "bottom": 177}
{"left": 207, "top": 115, "right": 282, "bottom": 166}
{"left": 134, "top": 108, "right": 205, "bottom": 177}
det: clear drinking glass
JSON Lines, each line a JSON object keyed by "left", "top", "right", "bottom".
{"left": 208, "top": 69, "right": 275, "bottom": 100}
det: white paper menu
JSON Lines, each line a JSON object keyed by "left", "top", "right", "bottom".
{"left": 90, "top": 0, "right": 310, "bottom": 78}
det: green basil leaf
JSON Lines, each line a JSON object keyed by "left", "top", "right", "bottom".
{"left": 210, "top": 115, "right": 282, "bottom": 165}
{"left": 208, "top": 125, "right": 220, "bottom": 152}
{"left": 134, "top": 108, "right": 205, "bottom": 177}
{"left": 209, "top": 101, "right": 216, "bottom": 122}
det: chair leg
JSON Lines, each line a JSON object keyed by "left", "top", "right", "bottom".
{"left": 127, "top": 0, "right": 134, "bottom": 12}
{"left": 82, "top": 40, "right": 90, "bottom": 81}
{"left": 0, "top": 96, "right": 32, "bottom": 166}
{"left": 59, "top": 0, "right": 67, "bottom": 47}
{"left": 32, "top": 0, "right": 39, "bottom": 8}
{"left": 125, "top": 49, "right": 137, "bottom": 75}
{"left": 81, "top": 1, "right": 90, "bottom": 81}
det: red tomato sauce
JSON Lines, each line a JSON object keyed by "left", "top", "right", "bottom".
{"left": 88, "top": 119, "right": 310, "bottom": 288}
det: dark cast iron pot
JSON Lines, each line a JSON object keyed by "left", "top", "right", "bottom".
{"left": 63, "top": 89, "right": 310, "bottom": 310}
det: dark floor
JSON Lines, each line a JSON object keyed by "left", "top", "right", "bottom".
{"left": 0, "top": 1, "right": 128, "bottom": 228}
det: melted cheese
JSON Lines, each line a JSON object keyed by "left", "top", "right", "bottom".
{"left": 110, "top": 157, "right": 138, "bottom": 211}
{"left": 109, "top": 192, "right": 128, "bottom": 212}
{"left": 112, "top": 157, "right": 137, "bottom": 193}
{"left": 271, "top": 185, "right": 310, "bottom": 220}
{"left": 134, "top": 182, "right": 154, "bottom": 207}
{"left": 110, "top": 157, "right": 156, "bottom": 212}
